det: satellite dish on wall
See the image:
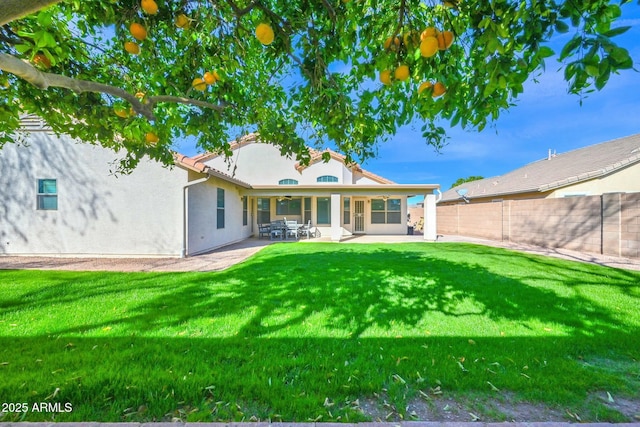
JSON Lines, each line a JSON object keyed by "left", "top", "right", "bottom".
{"left": 456, "top": 188, "right": 470, "bottom": 204}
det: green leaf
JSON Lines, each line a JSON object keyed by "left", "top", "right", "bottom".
{"left": 496, "top": 24, "right": 509, "bottom": 39}
{"left": 603, "top": 26, "right": 631, "bottom": 38}
{"left": 595, "top": 67, "right": 611, "bottom": 90}
{"left": 14, "top": 44, "right": 33, "bottom": 54}
{"left": 538, "top": 46, "right": 554, "bottom": 58}
{"left": 37, "top": 11, "right": 53, "bottom": 27}
{"left": 605, "top": 4, "right": 622, "bottom": 19}
{"left": 483, "top": 81, "right": 498, "bottom": 98}
{"left": 554, "top": 21, "right": 569, "bottom": 33}
{"left": 564, "top": 62, "right": 578, "bottom": 80}
{"left": 560, "top": 36, "right": 582, "bottom": 60}
{"left": 478, "top": 17, "right": 492, "bottom": 29}
{"left": 487, "top": 37, "right": 502, "bottom": 54}
{"left": 610, "top": 47, "right": 631, "bottom": 65}
{"left": 585, "top": 64, "right": 599, "bottom": 77}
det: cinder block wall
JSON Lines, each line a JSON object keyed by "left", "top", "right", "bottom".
{"left": 458, "top": 202, "right": 503, "bottom": 240}
{"left": 622, "top": 193, "right": 640, "bottom": 258}
{"left": 509, "top": 196, "right": 602, "bottom": 254}
{"left": 436, "top": 205, "right": 459, "bottom": 234}
{"left": 437, "top": 193, "right": 640, "bottom": 259}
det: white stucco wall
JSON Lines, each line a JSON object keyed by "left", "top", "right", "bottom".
{"left": 204, "top": 143, "right": 357, "bottom": 185}
{"left": 186, "top": 177, "right": 252, "bottom": 255}
{"left": 303, "top": 160, "right": 348, "bottom": 184}
{"left": 0, "top": 132, "right": 186, "bottom": 256}
{"left": 205, "top": 143, "right": 300, "bottom": 185}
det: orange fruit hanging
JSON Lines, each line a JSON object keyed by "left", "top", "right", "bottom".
{"left": 420, "top": 36, "right": 438, "bottom": 57}
{"left": 114, "top": 106, "right": 130, "bottom": 118}
{"left": 192, "top": 78, "right": 207, "bottom": 91}
{"left": 129, "top": 23, "right": 147, "bottom": 41}
{"left": 124, "top": 41, "right": 140, "bottom": 54}
{"left": 255, "top": 23, "right": 275, "bottom": 45}
{"left": 441, "top": 31, "right": 455, "bottom": 49}
{"left": 32, "top": 53, "right": 51, "bottom": 69}
{"left": 141, "top": 0, "right": 158, "bottom": 15}
{"left": 432, "top": 82, "right": 446, "bottom": 97}
{"left": 394, "top": 65, "right": 410, "bottom": 81}
{"left": 203, "top": 71, "right": 218, "bottom": 85}
{"left": 379, "top": 70, "right": 392, "bottom": 85}
{"left": 418, "top": 81, "right": 433, "bottom": 95}
{"left": 421, "top": 27, "right": 437, "bottom": 40}
{"left": 145, "top": 132, "right": 159, "bottom": 144}
{"left": 175, "top": 14, "right": 190, "bottom": 29}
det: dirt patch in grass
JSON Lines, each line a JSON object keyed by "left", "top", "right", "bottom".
{"left": 358, "top": 392, "right": 640, "bottom": 423}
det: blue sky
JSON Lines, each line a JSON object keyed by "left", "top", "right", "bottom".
{"left": 176, "top": 6, "right": 640, "bottom": 193}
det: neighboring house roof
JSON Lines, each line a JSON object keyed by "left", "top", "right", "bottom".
{"left": 440, "top": 134, "right": 640, "bottom": 203}
{"left": 173, "top": 154, "right": 252, "bottom": 188}
{"left": 192, "top": 133, "right": 395, "bottom": 185}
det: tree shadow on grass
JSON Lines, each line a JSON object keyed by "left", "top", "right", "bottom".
{"left": 1, "top": 243, "right": 639, "bottom": 421}
{"left": 2, "top": 243, "right": 638, "bottom": 341}
{"left": 141, "top": 245, "right": 638, "bottom": 340}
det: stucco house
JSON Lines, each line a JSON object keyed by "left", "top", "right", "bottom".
{"left": 439, "top": 134, "right": 640, "bottom": 205}
{"left": 0, "top": 120, "right": 440, "bottom": 258}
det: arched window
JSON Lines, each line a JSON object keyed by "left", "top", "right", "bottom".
{"left": 278, "top": 179, "right": 299, "bottom": 185}
{"left": 317, "top": 175, "right": 339, "bottom": 183}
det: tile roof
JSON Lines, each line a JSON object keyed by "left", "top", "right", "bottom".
{"left": 191, "top": 133, "right": 259, "bottom": 162}
{"left": 440, "top": 133, "right": 640, "bottom": 202}
{"left": 173, "top": 153, "right": 252, "bottom": 188}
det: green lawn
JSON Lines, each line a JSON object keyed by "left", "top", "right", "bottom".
{"left": 1, "top": 242, "right": 639, "bottom": 422}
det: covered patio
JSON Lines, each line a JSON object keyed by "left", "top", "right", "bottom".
{"left": 246, "top": 184, "right": 441, "bottom": 241}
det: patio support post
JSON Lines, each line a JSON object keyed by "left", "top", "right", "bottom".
{"left": 330, "top": 193, "right": 342, "bottom": 241}
{"left": 423, "top": 192, "right": 437, "bottom": 241}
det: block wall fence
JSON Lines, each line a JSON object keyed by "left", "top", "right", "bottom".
{"left": 436, "top": 193, "right": 640, "bottom": 259}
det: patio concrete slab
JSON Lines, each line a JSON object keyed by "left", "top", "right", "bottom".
{"left": 0, "top": 239, "right": 275, "bottom": 273}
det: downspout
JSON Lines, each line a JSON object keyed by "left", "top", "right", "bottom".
{"left": 435, "top": 188, "right": 442, "bottom": 203}
{"left": 181, "top": 175, "right": 210, "bottom": 258}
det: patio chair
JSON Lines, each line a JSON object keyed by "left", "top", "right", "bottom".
{"left": 270, "top": 220, "right": 284, "bottom": 240}
{"left": 258, "top": 223, "right": 271, "bottom": 239}
{"left": 297, "top": 220, "right": 312, "bottom": 239}
{"left": 285, "top": 220, "right": 299, "bottom": 240}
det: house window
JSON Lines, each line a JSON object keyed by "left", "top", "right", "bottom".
{"left": 37, "top": 179, "right": 58, "bottom": 210}
{"left": 304, "top": 197, "right": 312, "bottom": 224}
{"left": 257, "top": 198, "right": 270, "bottom": 224}
{"left": 217, "top": 188, "right": 225, "bottom": 229}
{"left": 317, "top": 175, "right": 338, "bottom": 183}
{"left": 278, "top": 179, "right": 298, "bottom": 185}
{"left": 371, "top": 198, "right": 401, "bottom": 224}
{"left": 242, "top": 196, "right": 248, "bottom": 226}
{"left": 317, "top": 197, "right": 331, "bottom": 224}
{"left": 276, "top": 198, "right": 301, "bottom": 215}
{"left": 343, "top": 197, "right": 350, "bottom": 225}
